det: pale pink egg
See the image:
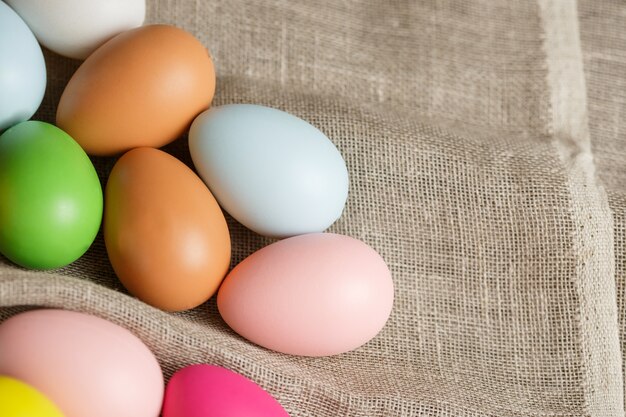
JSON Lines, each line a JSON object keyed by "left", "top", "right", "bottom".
{"left": 217, "top": 233, "right": 394, "bottom": 356}
{"left": 0, "top": 309, "right": 163, "bottom": 417}
{"left": 162, "top": 364, "right": 289, "bottom": 417}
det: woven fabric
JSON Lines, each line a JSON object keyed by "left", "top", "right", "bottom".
{"left": 579, "top": 0, "right": 626, "bottom": 413}
{"left": 1, "top": 0, "right": 625, "bottom": 415}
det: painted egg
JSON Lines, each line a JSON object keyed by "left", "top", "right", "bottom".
{"left": 0, "top": 1, "right": 46, "bottom": 131}
{"left": 217, "top": 233, "right": 394, "bottom": 356}
{"left": 104, "top": 147, "right": 231, "bottom": 311}
{"left": 0, "top": 376, "right": 65, "bottom": 417}
{"left": 189, "top": 104, "right": 349, "bottom": 238}
{"left": 0, "top": 309, "right": 163, "bottom": 417}
{"left": 0, "top": 121, "right": 102, "bottom": 269}
{"left": 162, "top": 365, "right": 289, "bottom": 417}
{"left": 57, "top": 25, "right": 215, "bottom": 156}
{"left": 5, "top": 0, "right": 145, "bottom": 60}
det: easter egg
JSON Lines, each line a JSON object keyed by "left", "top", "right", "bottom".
{"left": 189, "top": 104, "right": 349, "bottom": 238}
{"left": 0, "top": 376, "right": 65, "bottom": 417}
{"left": 0, "top": 1, "right": 46, "bottom": 131}
{"left": 5, "top": 0, "right": 145, "bottom": 60}
{"left": 162, "top": 365, "right": 289, "bottom": 417}
{"left": 217, "top": 233, "right": 394, "bottom": 356}
{"left": 104, "top": 147, "right": 231, "bottom": 311}
{"left": 0, "top": 309, "right": 163, "bottom": 417}
{"left": 0, "top": 121, "right": 102, "bottom": 269}
{"left": 57, "top": 25, "right": 215, "bottom": 156}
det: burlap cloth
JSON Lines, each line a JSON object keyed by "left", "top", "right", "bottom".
{"left": 2, "top": 0, "right": 626, "bottom": 415}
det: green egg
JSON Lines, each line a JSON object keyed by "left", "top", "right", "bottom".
{"left": 0, "top": 121, "right": 103, "bottom": 269}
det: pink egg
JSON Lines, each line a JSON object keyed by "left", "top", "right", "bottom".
{"left": 162, "top": 364, "right": 289, "bottom": 417}
{"left": 0, "top": 309, "right": 163, "bottom": 417}
{"left": 217, "top": 233, "right": 394, "bottom": 356}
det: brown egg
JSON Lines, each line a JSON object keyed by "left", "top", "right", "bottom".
{"left": 57, "top": 25, "right": 215, "bottom": 156}
{"left": 104, "top": 147, "right": 230, "bottom": 311}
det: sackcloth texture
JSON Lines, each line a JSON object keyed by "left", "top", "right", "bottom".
{"left": 1, "top": 0, "right": 626, "bottom": 415}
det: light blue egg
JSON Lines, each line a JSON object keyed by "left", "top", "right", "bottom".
{"left": 189, "top": 104, "right": 349, "bottom": 238}
{"left": 0, "top": 1, "right": 46, "bottom": 131}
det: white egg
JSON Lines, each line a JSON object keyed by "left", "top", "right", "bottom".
{"left": 5, "top": 0, "right": 145, "bottom": 60}
{"left": 0, "top": 1, "right": 46, "bottom": 131}
{"left": 189, "top": 104, "right": 349, "bottom": 238}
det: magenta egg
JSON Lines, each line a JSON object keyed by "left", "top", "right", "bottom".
{"left": 162, "top": 364, "right": 289, "bottom": 417}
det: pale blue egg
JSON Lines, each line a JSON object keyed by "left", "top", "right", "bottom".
{"left": 189, "top": 104, "right": 349, "bottom": 238}
{"left": 0, "top": 1, "right": 46, "bottom": 131}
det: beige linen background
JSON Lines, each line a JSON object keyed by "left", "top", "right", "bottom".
{"left": 2, "top": 0, "right": 626, "bottom": 416}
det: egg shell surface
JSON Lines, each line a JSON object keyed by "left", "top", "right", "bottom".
{"left": 189, "top": 104, "right": 349, "bottom": 238}
{"left": 0, "top": 1, "right": 46, "bottom": 131}
{"left": 104, "top": 147, "right": 231, "bottom": 311}
{"left": 217, "top": 233, "right": 394, "bottom": 356}
{"left": 0, "top": 376, "right": 65, "bottom": 417}
{"left": 0, "top": 309, "right": 163, "bottom": 417}
{"left": 162, "top": 364, "right": 290, "bottom": 417}
{"left": 5, "top": 0, "right": 145, "bottom": 60}
{"left": 57, "top": 24, "right": 215, "bottom": 156}
{"left": 0, "top": 121, "right": 102, "bottom": 269}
